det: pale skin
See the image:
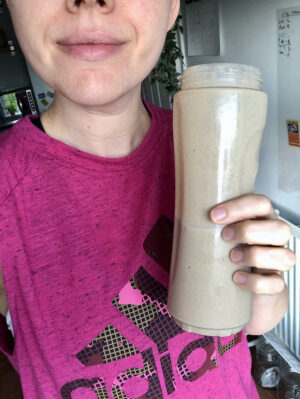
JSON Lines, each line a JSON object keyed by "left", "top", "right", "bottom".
{"left": 0, "top": 0, "right": 295, "bottom": 337}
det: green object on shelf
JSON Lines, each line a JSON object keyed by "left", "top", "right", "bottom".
{"left": 1, "top": 93, "right": 21, "bottom": 116}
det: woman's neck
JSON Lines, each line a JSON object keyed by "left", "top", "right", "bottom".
{"left": 40, "top": 89, "right": 151, "bottom": 158}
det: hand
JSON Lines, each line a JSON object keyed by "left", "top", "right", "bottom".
{"left": 209, "top": 194, "right": 296, "bottom": 334}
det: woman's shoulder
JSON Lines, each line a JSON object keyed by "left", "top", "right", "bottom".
{"left": 0, "top": 116, "right": 36, "bottom": 157}
{"left": 0, "top": 117, "right": 40, "bottom": 206}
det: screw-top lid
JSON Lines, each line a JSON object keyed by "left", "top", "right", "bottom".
{"left": 179, "top": 63, "right": 264, "bottom": 91}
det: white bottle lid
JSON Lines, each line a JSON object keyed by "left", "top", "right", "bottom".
{"left": 180, "top": 63, "right": 263, "bottom": 91}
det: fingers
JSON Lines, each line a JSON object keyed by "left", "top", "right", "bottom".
{"left": 210, "top": 194, "right": 277, "bottom": 224}
{"left": 222, "top": 219, "right": 292, "bottom": 246}
{"left": 231, "top": 246, "right": 296, "bottom": 272}
{"left": 232, "top": 271, "right": 286, "bottom": 295}
{"left": 209, "top": 194, "right": 294, "bottom": 296}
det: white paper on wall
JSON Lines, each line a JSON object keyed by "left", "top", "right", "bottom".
{"left": 185, "top": 0, "right": 220, "bottom": 56}
{"left": 277, "top": 7, "right": 300, "bottom": 192}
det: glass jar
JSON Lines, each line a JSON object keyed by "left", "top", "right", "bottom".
{"left": 253, "top": 342, "right": 283, "bottom": 389}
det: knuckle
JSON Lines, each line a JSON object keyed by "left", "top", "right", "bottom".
{"left": 253, "top": 276, "right": 265, "bottom": 294}
{"left": 258, "top": 195, "right": 273, "bottom": 214}
{"left": 289, "top": 250, "right": 296, "bottom": 264}
{"left": 252, "top": 273, "right": 285, "bottom": 295}
{"left": 254, "top": 275, "right": 266, "bottom": 295}
{"left": 249, "top": 272, "right": 264, "bottom": 293}
{"left": 248, "top": 246, "right": 262, "bottom": 264}
{"left": 284, "top": 249, "right": 296, "bottom": 270}
{"left": 233, "top": 198, "right": 246, "bottom": 215}
{"left": 238, "top": 220, "right": 253, "bottom": 241}
{"left": 274, "top": 275, "right": 286, "bottom": 293}
{"left": 278, "top": 220, "right": 292, "bottom": 244}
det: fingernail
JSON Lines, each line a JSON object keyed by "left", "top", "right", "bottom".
{"left": 233, "top": 272, "right": 247, "bottom": 284}
{"left": 231, "top": 249, "right": 244, "bottom": 262}
{"left": 211, "top": 207, "right": 227, "bottom": 222}
{"left": 223, "top": 227, "right": 235, "bottom": 241}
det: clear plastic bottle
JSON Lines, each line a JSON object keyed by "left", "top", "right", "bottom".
{"left": 168, "top": 63, "right": 268, "bottom": 336}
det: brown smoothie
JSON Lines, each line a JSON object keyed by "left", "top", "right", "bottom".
{"left": 168, "top": 65, "right": 268, "bottom": 336}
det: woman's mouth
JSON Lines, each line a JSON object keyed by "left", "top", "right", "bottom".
{"left": 57, "top": 33, "right": 125, "bottom": 61}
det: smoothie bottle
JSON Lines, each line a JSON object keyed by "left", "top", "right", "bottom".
{"left": 167, "top": 63, "right": 268, "bottom": 337}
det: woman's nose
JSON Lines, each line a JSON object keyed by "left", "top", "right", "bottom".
{"left": 66, "top": 0, "right": 114, "bottom": 14}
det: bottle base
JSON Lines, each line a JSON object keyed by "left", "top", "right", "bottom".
{"left": 172, "top": 317, "right": 245, "bottom": 337}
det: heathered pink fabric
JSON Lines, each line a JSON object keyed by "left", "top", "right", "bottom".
{"left": 0, "top": 102, "right": 259, "bottom": 398}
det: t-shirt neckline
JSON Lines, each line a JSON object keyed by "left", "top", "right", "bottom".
{"left": 17, "top": 100, "right": 165, "bottom": 174}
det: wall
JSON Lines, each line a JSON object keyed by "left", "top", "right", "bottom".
{"left": 181, "top": 0, "right": 300, "bottom": 224}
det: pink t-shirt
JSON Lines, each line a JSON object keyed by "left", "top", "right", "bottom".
{"left": 0, "top": 102, "right": 259, "bottom": 398}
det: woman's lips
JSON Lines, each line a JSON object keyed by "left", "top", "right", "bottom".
{"left": 57, "top": 33, "right": 125, "bottom": 61}
{"left": 58, "top": 42, "right": 124, "bottom": 60}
